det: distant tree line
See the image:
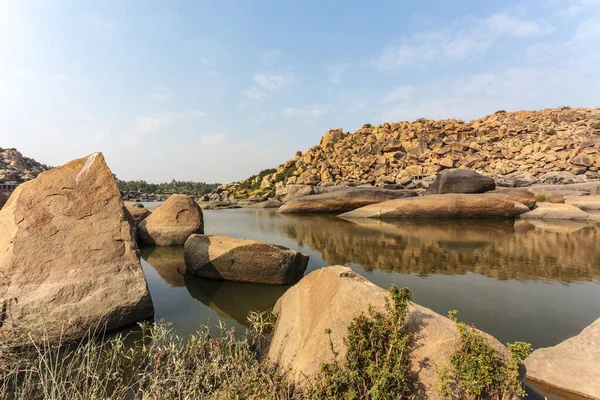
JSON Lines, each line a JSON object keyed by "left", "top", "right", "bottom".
{"left": 117, "top": 179, "right": 220, "bottom": 196}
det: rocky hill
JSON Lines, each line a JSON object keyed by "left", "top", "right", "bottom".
{"left": 207, "top": 107, "right": 600, "bottom": 202}
{"left": 0, "top": 148, "right": 50, "bottom": 183}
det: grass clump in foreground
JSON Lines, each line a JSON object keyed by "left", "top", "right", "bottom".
{"left": 535, "top": 193, "right": 550, "bottom": 202}
{"left": 438, "top": 310, "right": 532, "bottom": 399}
{"left": 308, "top": 286, "right": 418, "bottom": 400}
{"left": 0, "top": 320, "right": 300, "bottom": 400}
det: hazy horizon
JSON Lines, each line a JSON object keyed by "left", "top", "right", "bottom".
{"left": 1, "top": 0, "right": 599, "bottom": 183}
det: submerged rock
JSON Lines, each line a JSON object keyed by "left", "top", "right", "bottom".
{"left": 525, "top": 318, "right": 600, "bottom": 399}
{"left": 340, "top": 193, "right": 529, "bottom": 219}
{"left": 277, "top": 187, "right": 417, "bottom": 214}
{"left": 247, "top": 199, "right": 283, "bottom": 208}
{"left": 138, "top": 194, "right": 204, "bottom": 246}
{"left": 0, "top": 153, "right": 154, "bottom": 344}
{"left": 267, "top": 266, "right": 516, "bottom": 398}
{"left": 424, "top": 169, "right": 496, "bottom": 195}
{"left": 184, "top": 235, "right": 308, "bottom": 285}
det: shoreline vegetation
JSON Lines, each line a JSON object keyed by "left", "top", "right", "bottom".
{"left": 0, "top": 288, "right": 530, "bottom": 400}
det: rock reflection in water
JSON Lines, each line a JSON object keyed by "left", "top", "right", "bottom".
{"left": 184, "top": 276, "right": 288, "bottom": 326}
{"left": 140, "top": 246, "right": 186, "bottom": 287}
{"left": 276, "top": 214, "right": 600, "bottom": 282}
{"left": 141, "top": 245, "right": 288, "bottom": 328}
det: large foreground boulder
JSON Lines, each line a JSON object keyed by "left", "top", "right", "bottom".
{"left": 184, "top": 235, "right": 308, "bottom": 285}
{"left": 138, "top": 194, "right": 204, "bottom": 246}
{"left": 268, "top": 266, "right": 516, "bottom": 398}
{"left": 0, "top": 153, "right": 154, "bottom": 344}
{"left": 339, "top": 193, "right": 529, "bottom": 219}
{"left": 425, "top": 169, "right": 495, "bottom": 195}
{"left": 277, "top": 187, "right": 417, "bottom": 214}
{"left": 525, "top": 318, "right": 600, "bottom": 399}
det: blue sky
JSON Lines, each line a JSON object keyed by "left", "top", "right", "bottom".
{"left": 1, "top": 0, "right": 599, "bottom": 182}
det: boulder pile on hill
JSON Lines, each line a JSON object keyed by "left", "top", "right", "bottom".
{"left": 206, "top": 108, "right": 600, "bottom": 203}
{"left": 0, "top": 147, "right": 50, "bottom": 182}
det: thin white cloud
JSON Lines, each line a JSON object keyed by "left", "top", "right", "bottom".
{"left": 376, "top": 12, "right": 552, "bottom": 68}
{"left": 261, "top": 49, "right": 283, "bottom": 66}
{"left": 244, "top": 87, "right": 268, "bottom": 100}
{"left": 253, "top": 73, "right": 294, "bottom": 92}
{"left": 283, "top": 105, "right": 331, "bottom": 117}
{"left": 135, "top": 109, "right": 206, "bottom": 134}
{"left": 148, "top": 87, "right": 175, "bottom": 102}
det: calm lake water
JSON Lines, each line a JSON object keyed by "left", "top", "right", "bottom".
{"left": 140, "top": 208, "right": 600, "bottom": 352}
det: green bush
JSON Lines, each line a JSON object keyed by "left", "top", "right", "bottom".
{"left": 535, "top": 193, "right": 550, "bottom": 202}
{"left": 362, "top": 123, "right": 373, "bottom": 129}
{"left": 545, "top": 128, "right": 557, "bottom": 136}
{"left": 559, "top": 106, "right": 571, "bottom": 110}
{"left": 438, "top": 310, "right": 531, "bottom": 399}
{"left": 591, "top": 122, "right": 600, "bottom": 130}
{"left": 308, "top": 286, "right": 417, "bottom": 399}
{"left": 415, "top": 118, "right": 427, "bottom": 123}
{"left": 495, "top": 110, "right": 506, "bottom": 114}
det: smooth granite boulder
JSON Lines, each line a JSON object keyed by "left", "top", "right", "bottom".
{"left": 525, "top": 318, "right": 600, "bottom": 399}
{"left": 278, "top": 187, "right": 418, "bottom": 214}
{"left": 138, "top": 194, "right": 204, "bottom": 246}
{"left": 518, "top": 202, "right": 591, "bottom": 220}
{"left": 268, "top": 266, "right": 518, "bottom": 398}
{"left": 0, "top": 192, "right": 8, "bottom": 210}
{"left": 184, "top": 235, "right": 309, "bottom": 285}
{"left": 0, "top": 153, "right": 154, "bottom": 344}
{"left": 340, "top": 194, "right": 529, "bottom": 219}
{"left": 424, "top": 169, "right": 495, "bottom": 195}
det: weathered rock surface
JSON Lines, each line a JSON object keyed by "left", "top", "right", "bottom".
{"left": 0, "top": 153, "right": 154, "bottom": 344}
{"left": 340, "top": 194, "right": 529, "bottom": 219}
{"left": 268, "top": 266, "right": 515, "bottom": 398}
{"left": 125, "top": 202, "right": 151, "bottom": 225}
{"left": 199, "top": 201, "right": 241, "bottom": 210}
{"left": 0, "top": 147, "right": 50, "bottom": 182}
{"left": 525, "top": 318, "right": 600, "bottom": 400}
{"left": 276, "top": 184, "right": 315, "bottom": 202}
{"left": 278, "top": 187, "right": 417, "bottom": 214}
{"left": 247, "top": 199, "right": 283, "bottom": 208}
{"left": 519, "top": 202, "right": 591, "bottom": 220}
{"left": 565, "top": 195, "right": 600, "bottom": 211}
{"left": 424, "top": 169, "right": 496, "bottom": 195}
{"left": 184, "top": 235, "right": 308, "bottom": 285}
{"left": 488, "top": 188, "right": 537, "bottom": 209}
{"left": 138, "top": 194, "right": 204, "bottom": 246}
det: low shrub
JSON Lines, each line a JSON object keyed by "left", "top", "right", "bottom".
{"left": 545, "top": 128, "right": 557, "bottom": 136}
{"left": 415, "top": 118, "right": 427, "bottom": 123}
{"left": 362, "top": 123, "right": 373, "bottom": 129}
{"left": 495, "top": 110, "right": 506, "bottom": 114}
{"left": 438, "top": 310, "right": 532, "bottom": 399}
{"left": 559, "top": 106, "right": 571, "bottom": 110}
{"left": 308, "top": 286, "right": 417, "bottom": 399}
{"left": 591, "top": 122, "right": 600, "bottom": 130}
{"left": 535, "top": 193, "right": 550, "bottom": 202}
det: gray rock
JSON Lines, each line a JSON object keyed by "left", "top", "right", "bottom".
{"left": 424, "top": 169, "right": 495, "bottom": 195}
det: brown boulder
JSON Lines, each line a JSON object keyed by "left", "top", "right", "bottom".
{"left": 487, "top": 188, "right": 537, "bottom": 209}
{"left": 525, "top": 318, "right": 600, "bottom": 399}
{"left": 138, "top": 194, "right": 204, "bottom": 246}
{"left": 278, "top": 187, "right": 418, "bottom": 214}
{"left": 565, "top": 195, "right": 600, "bottom": 211}
{"left": 276, "top": 184, "right": 314, "bottom": 202}
{"left": 184, "top": 235, "right": 308, "bottom": 285}
{"left": 125, "top": 202, "right": 151, "bottom": 225}
{"left": 425, "top": 169, "right": 495, "bottom": 195}
{"left": 0, "top": 153, "right": 153, "bottom": 344}
{"left": 268, "top": 266, "right": 515, "bottom": 398}
{"left": 0, "top": 192, "right": 7, "bottom": 210}
{"left": 340, "top": 194, "right": 529, "bottom": 219}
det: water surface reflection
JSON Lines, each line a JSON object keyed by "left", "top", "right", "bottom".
{"left": 141, "top": 209, "right": 600, "bottom": 351}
